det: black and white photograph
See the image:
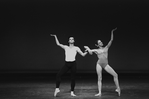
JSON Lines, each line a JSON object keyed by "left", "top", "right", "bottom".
{"left": 1, "top": 0, "right": 149, "bottom": 99}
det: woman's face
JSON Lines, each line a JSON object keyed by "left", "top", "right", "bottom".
{"left": 97, "top": 40, "right": 103, "bottom": 47}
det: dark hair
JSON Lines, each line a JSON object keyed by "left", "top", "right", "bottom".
{"left": 69, "top": 37, "right": 74, "bottom": 39}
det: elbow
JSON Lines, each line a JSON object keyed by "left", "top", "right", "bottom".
{"left": 89, "top": 52, "right": 93, "bottom": 55}
{"left": 56, "top": 43, "right": 61, "bottom": 46}
{"left": 88, "top": 51, "right": 92, "bottom": 55}
{"left": 82, "top": 53, "right": 87, "bottom": 57}
{"left": 82, "top": 54, "right": 85, "bottom": 57}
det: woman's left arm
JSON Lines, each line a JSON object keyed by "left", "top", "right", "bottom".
{"left": 105, "top": 28, "right": 117, "bottom": 48}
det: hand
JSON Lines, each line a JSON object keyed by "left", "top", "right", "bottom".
{"left": 84, "top": 46, "right": 89, "bottom": 49}
{"left": 112, "top": 27, "right": 117, "bottom": 32}
{"left": 50, "top": 34, "right": 56, "bottom": 36}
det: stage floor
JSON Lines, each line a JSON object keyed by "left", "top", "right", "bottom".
{"left": 0, "top": 73, "right": 149, "bottom": 99}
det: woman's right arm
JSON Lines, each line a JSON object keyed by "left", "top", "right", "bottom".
{"left": 84, "top": 46, "right": 97, "bottom": 55}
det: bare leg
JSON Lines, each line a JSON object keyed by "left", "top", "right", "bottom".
{"left": 104, "top": 65, "right": 121, "bottom": 96}
{"left": 95, "top": 64, "right": 102, "bottom": 96}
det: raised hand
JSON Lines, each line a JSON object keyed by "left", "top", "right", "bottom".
{"left": 84, "top": 46, "right": 90, "bottom": 51}
{"left": 50, "top": 34, "right": 56, "bottom": 36}
{"left": 112, "top": 27, "right": 117, "bottom": 32}
{"left": 84, "top": 46, "right": 89, "bottom": 49}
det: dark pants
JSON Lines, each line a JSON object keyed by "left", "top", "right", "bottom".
{"left": 56, "top": 61, "right": 77, "bottom": 91}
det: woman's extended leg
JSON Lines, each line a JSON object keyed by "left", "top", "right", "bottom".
{"left": 104, "top": 65, "right": 121, "bottom": 96}
{"left": 95, "top": 64, "right": 102, "bottom": 96}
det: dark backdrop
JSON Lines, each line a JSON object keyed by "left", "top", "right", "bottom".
{"left": 1, "top": 0, "right": 149, "bottom": 73}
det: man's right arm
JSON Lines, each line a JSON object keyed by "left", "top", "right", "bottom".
{"left": 51, "top": 34, "right": 65, "bottom": 49}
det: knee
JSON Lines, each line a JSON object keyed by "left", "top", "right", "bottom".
{"left": 114, "top": 73, "right": 118, "bottom": 78}
{"left": 98, "top": 76, "right": 102, "bottom": 81}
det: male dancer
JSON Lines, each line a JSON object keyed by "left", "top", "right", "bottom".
{"left": 51, "top": 34, "right": 88, "bottom": 97}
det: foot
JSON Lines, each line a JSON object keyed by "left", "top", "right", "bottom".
{"left": 71, "top": 91, "right": 76, "bottom": 97}
{"left": 115, "top": 88, "right": 121, "bottom": 96}
{"left": 54, "top": 88, "right": 60, "bottom": 97}
{"left": 95, "top": 93, "right": 101, "bottom": 96}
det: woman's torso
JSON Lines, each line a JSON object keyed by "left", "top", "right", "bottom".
{"left": 96, "top": 48, "right": 108, "bottom": 68}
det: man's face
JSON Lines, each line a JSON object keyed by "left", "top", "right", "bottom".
{"left": 69, "top": 37, "right": 75, "bottom": 44}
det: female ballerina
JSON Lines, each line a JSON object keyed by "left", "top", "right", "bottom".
{"left": 84, "top": 28, "right": 121, "bottom": 96}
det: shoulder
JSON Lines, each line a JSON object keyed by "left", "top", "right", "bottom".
{"left": 64, "top": 45, "right": 68, "bottom": 47}
{"left": 103, "top": 47, "right": 109, "bottom": 51}
{"left": 74, "top": 46, "right": 80, "bottom": 50}
{"left": 92, "top": 49, "right": 98, "bottom": 52}
{"left": 63, "top": 45, "right": 68, "bottom": 49}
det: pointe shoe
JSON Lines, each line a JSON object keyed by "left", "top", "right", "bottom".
{"left": 71, "top": 91, "right": 76, "bottom": 96}
{"left": 115, "top": 88, "right": 121, "bottom": 96}
{"left": 54, "top": 88, "right": 60, "bottom": 97}
{"left": 95, "top": 93, "right": 101, "bottom": 96}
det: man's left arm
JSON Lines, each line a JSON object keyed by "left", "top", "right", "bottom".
{"left": 77, "top": 47, "right": 88, "bottom": 57}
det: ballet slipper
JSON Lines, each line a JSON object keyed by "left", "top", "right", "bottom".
{"left": 115, "top": 88, "right": 121, "bottom": 96}
{"left": 54, "top": 88, "right": 60, "bottom": 97}
{"left": 71, "top": 91, "right": 76, "bottom": 96}
{"left": 95, "top": 93, "right": 101, "bottom": 96}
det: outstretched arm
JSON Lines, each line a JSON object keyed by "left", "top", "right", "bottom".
{"left": 77, "top": 47, "right": 88, "bottom": 57}
{"left": 51, "top": 34, "right": 65, "bottom": 49}
{"left": 84, "top": 46, "right": 97, "bottom": 55}
{"left": 105, "top": 28, "right": 117, "bottom": 48}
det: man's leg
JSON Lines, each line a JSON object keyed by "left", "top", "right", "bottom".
{"left": 70, "top": 61, "right": 77, "bottom": 96}
{"left": 54, "top": 62, "right": 69, "bottom": 97}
